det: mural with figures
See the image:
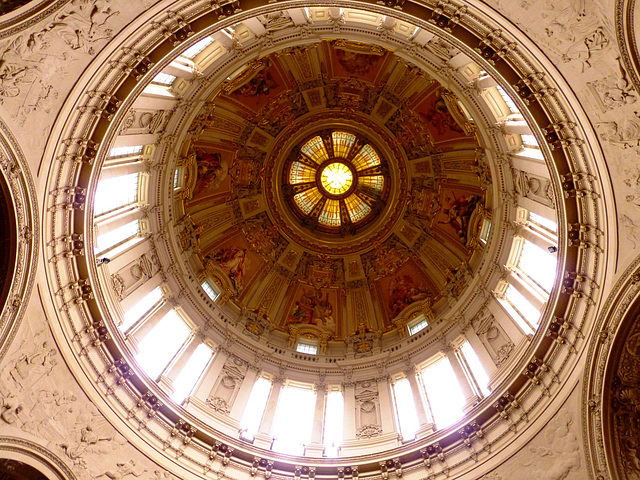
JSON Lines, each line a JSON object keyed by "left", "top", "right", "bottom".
{"left": 374, "top": 261, "right": 438, "bottom": 324}
{"left": 434, "top": 186, "right": 484, "bottom": 247}
{"left": 182, "top": 40, "right": 488, "bottom": 339}
{"left": 284, "top": 283, "right": 341, "bottom": 337}
{"left": 189, "top": 142, "right": 234, "bottom": 205}
{"left": 203, "top": 229, "right": 267, "bottom": 299}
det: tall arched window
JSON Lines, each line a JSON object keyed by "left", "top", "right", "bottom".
{"left": 420, "top": 356, "right": 466, "bottom": 429}
{"left": 135, "top": 309, "right": 191, "bottom": 380}
{"left": 272, "top": 382, "right": 316, "bottom": 455}
{"left": 392, "top": 378, "right": 420, "bottom": 440}
{"left": 240, "top": 376, "right": 272, "bottom": 441}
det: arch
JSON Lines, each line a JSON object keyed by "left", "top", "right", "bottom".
{"left": 0, "top": 436, "right": 77, "bottom": 480}
{"left": 0, "top": 118, "right": 38, "bottom": 363}
{"left": 584, "top": 253, "right": 640, "bottom": 480}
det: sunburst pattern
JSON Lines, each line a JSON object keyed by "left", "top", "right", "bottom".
{"left": 286, "top": 131, "right": 387, "bottom": 231}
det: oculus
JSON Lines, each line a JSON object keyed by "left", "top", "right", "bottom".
{"left": 284, "top": 131, "right": 389, "bottom": 234}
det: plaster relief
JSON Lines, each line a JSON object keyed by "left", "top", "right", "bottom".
{"left": 480, "top": 405, "right": 584, "bottom": 479}
{"left": 0, "top": 303, "right": 163, "bottom": 480}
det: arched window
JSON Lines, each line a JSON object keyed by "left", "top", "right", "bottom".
{"left": 458, "top": 341, "right": 491, "bottom": 397}
{"left": 240, "top": 376, "right": 272, "bottom": 441}
{"left": 95, "top": 220, "right": 141, "bottom": 255}
{"left": 171, "top": 343, "right": 214, "bottom": 403}
{"left": 323, "top": 389, "right": 344, "bottom": 456}
{"left": 272, "top": 382, "right": 316, "bottom": 455}
{"left": 135, "top": 309, "right": 191, "bottom": 380}
{"left": 94, "top": 173, "right": 141, "bottom": 216}
{"left": 420, "top": 356, "right": 466, "bottom": 429}
{"left": 392, "top": 377, "right": 420, "bottom": 440}
{"left": 120, "top": 286, "right": 163, "bottom": 333}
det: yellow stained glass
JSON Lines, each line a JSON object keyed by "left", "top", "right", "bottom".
{"left": 332, "top": 131, "right": 356, "bottom": 159}
{"left": 294, "top": 188, "right": 323, "bottom": 214}
{"left": 321, "top": 163, "right": 353, "bottom": 195}
{"left": 343, "top": 194, "right": 372, "bottom": 223}
{"left": 289, "top": 161, "right": 317, "bottom": 184}
{"left": 358, "top": 175, "right": 384, "bottom": 196}
{"left": 351, "top": 144, "right": 381, "bottom": 171}
{"left": 318, "top": 199, "right": 342, "bottom": 226}
{"left": 300, "top": 136, "right": 328, "bottom": 164}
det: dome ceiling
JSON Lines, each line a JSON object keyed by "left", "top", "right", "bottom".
{"left": 179, "top": 40, "right": 487, "bottom": 343}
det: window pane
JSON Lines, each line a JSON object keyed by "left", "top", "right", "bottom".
{"left": 171, "top": 343, "right": 213, "bottom": 404}
{"left": 343, "top": 194, "right": 372, "bottom": 223}
{"left": 409, "top": 319, "right": 428, "bottom": 335}
{"left": 182, "top": 37, "right": 214, "bottom": 59}
{"left": 393, "top": 378, "right": 420, "bottom": 440}
{"left": 95, "top": 173, "right": 139, "bottom": 215}
{"left": 323, "top": 390, "right": 344, "bottom": 456}
{"left": 505, "top": 285, "right": 540, "bottom": 328}
{"left": 421, "top": 357, "right": 465, "bottom": 428}
{"left": 95, "top": 220, "right": 140, "bottom": 254}
{"left": 240, "top": 377, "right": 272, "bottom": 440}
{"left": 153, "top": 72, "right": 176, "bottom": 85}
{"left": 135, "top": 310, "right": 191, "bottom": 380}
{"left": 460, "top": 341, "right": 491, "bottom": 397}
{"left": 351, "top": 144, "right": 380, "bottom": 170}
{"left": 518, "top": 240, "right": 556, "bottom": 293}
{"left": 496, "top": 85, "right": 518, "bottom": 113}
{"left": 521, "top": 134, "right": 539, "bottom": 148}
{"left": 318, "top": 199, "right": 341, "bottom": 227}
{"left": 289, "top": 161, "right": 316, "bottom": 184}
{"left": 332, "top": 131, "right": 356, "bottom": 159}
{"left": 296, "top": 343, "right": 317, "bottom": 355}
{"left": 529, "top": 212, "right": 557, "bottom": 233}
{"left": 272, "top": 385, "right": 316, "bottom": 455}
{"left": 300, "top": 136, "right": 328, "bottom": 164}
{"left": 120, "top": 286, "right": 163, "bottom": 333}
{"left": 174, "top": 169, "right": 181, "bottom": 189}
{"left": 500, "top": 294, "right": 535, "bottom": 335}
{"left": 201, "top": 281, "right": 219, "bottom": 301}
{"left": 109, "top": 145, "right": 143, "bottom": 157}
{"left": 294, "top": 188, "right": 323, "bottom": 215}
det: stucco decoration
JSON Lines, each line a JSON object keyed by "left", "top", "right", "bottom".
{"left": 0, "top": 304, "right": 164, "bottom": 480}
{"left": 0, "top": 118, "right": 36, "bottom": 365}
{"left": 480, "top": 394, "right": 585, "bottom": 480}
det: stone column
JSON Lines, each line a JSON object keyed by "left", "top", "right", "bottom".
{"left": 229, "top": 367, "right": 259, "bottom": 419}
{"left": 191, "top": 347, "right": 229, "bottom": 401}
{"left": 342, "top": 382, "right": 356, "bottom": 440}
{"left": 404, "top": 369, "right": 430, "bottom": 426}
{"left": 310, "top": 383, "right": 326, "bottom": 444}
{"left": 376, "top": 376, "right": 397, "bottom": 434}
{"left": 259, "top": 377, "right": 284, "bottom": 436}
{"left": 444, "top": 348, "right": 479, "bottom": 412}
{"left": 463, "top": 328, "right": 497, "bottom": 377}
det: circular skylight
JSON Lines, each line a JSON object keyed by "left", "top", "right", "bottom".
{"left": 285, "top": 131, "right": 388, "bottom": 233}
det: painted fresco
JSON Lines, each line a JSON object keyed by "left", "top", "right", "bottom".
{"left": 414, "top": 91, "right": 467, "bottom": 142}
{"left": 327, "top": 41, "right": 387, "bottom": 83}
{"left": 204, "top": 229, "right": 266, "bottom": 298}
{"left": 190, "top": 144, "right": 233, "bottom": 203}
{"left": 375, "top": 261, "right": 435, "bottom": 321}
{"left": 408, "top": 180, "right": 436, "bottom": 220}
{"left": 284, "top": 283, "right": 339, "bottom": 336}
{"left": 434, "top": 186, "right": 483, "bottom": 246}
{"left": 226, "top": 57, "right": 288, "bottom": 112}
